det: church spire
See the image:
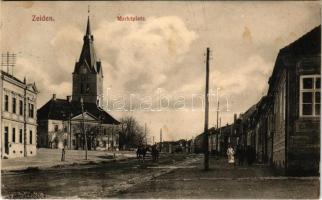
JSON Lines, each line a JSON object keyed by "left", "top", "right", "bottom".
{"left": 86, "top": 16, "right": 91, "bottom": 36}
{"left": 73, "top": 8, "right": 102, "bottom": 75}
{"left": 86, "top": 5, "right": 91, "bottom": 36}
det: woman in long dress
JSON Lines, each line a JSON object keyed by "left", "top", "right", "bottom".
{"left": 227, "top": 145, "right": 235, "bottom": 164}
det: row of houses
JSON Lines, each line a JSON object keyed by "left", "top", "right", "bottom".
{"left": 194, "top": 25, "right": 321, "bottom": 175}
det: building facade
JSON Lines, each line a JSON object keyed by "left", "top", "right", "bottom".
{"left": 37, "top": 95, "right": 120, "bottom": 151}
{"left": 267, "top": 25, "right": 320, "bottom": 175}
{"left": 1, "top": 71, "right": 38, "bottom": 158}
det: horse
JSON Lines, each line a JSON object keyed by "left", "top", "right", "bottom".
{"left": 136, "top": 146, "right": 148, "bottom": 162}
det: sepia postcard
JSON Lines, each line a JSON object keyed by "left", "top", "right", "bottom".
{"left": 0, "top": 1, "right": 321, "bottom": 199}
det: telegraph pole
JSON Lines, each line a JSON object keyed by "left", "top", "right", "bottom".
{"left": 80, "top": 98, "right": 88, "bottom": 160}
{"left": 1, "top": 52, "right": 16, "bottom": 75}
{"left": 218, "top": 117, "right": 221, "bottom": 152}
{"left": 203, "top": 47, "right": 210, "bottom": 170}
{"left": 144, "top": 122, "right": 147, "bottom": 145}
{"left": 216, "top": 100, "right": 220, "bottom": 152}
{"left": 160, "top": 128, "right": 162, "bottom": 152}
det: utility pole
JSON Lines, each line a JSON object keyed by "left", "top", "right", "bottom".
{"left": 23, "top": 78, "right": 27, "bottom": 157}
{"left": 1, "top": 52, "right": 16, "bottom": 75}
{"left": 216, "top": 100, "right": 220, "bottom": 152}
{"left": 80, "top": 98, "right": 88, "bottom": 160}
{"left": 203, "top": 47, "right": 210, "bottom": 170}
{"left": 218, "top": 117, "right": 221, "bottom": 152}
{"left": 144, "top": 122, "right": 147, "bottom": 145}
{"left": 160, "top": 128, "right": 162, "bottom": 152}
{"left": 69, "top": 112, "right": 72, "bottom": 150}
{"left": 153, "top": 136, "right": 155, "bottom": 145}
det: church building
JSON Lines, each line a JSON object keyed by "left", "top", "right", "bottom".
{"left": 37, "top": 16, "right": 121, "bottom": 151}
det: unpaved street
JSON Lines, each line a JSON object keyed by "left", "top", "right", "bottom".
{"left": 1, "top": 153, "right": 197, "bottom": 198}
{"left": 2, "top": 153, "right": 319, "bottom": 199}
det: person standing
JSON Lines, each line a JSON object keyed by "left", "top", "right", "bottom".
{"left": 61, "top": 147, "right": 65, "bottom": 161}
{"left": 226, "top": 145, "right": 235, "bottom": 164}
{"left": 236, "top": 145, "right": 244, "bottom": 166}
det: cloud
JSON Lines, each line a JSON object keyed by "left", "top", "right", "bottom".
{"left": 94, "top": 16, "right": 198, "bottom": 94}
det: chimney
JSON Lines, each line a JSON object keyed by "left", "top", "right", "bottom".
{"left": 67, "top": 96, "right": 71, "bottom": 102}
{"left": 52, "top": 94, "right": 56, "bottom": 100}
{"left": 234, "top": 113, "right": 237, "bottom": 123}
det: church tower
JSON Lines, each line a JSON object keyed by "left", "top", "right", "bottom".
{"left": 72, "top": 16, "right": 103, "bottom": 106}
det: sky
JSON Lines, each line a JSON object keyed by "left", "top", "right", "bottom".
{"left": 1, "top": 1, "right": 321, "bottom": 142}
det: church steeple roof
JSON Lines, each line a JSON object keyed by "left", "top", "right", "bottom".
{"left": 73, "top": 15, "right": 102, "bottom": 75}
{"left": 86, "top": 16, "right": 91, "bottom": 35}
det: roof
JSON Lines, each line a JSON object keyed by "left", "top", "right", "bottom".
{"left": 1, "top": 70, "right": 39, "bottom": 93}
{"left": 241, "top": 104, "right": 257, "bottom": 120}
{"left": 282, "top": 25, "right": 321, "bottom": 56}
{"left": 73, "top": 16, "right": 102, "bottom": 75}
{"left": 268, "top": 25, "right": 321, "bottom": 94}
{"left": 37, "top": 98, "right": 120, "bottom": 125}
{"left": 1, "top": 70, "right": 25, "bottom": 84}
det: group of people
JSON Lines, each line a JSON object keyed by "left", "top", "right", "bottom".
{"left": 226, "top": 144, "right": 256, "bottom": 166}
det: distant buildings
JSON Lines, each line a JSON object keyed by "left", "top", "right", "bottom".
{"left": 1, "top": 70, "right": 38, "bottom": 158}
{"left": 37, "top": 16, "right": 121, "bottom": 151}
{"left": 195, "top": 25, "right": 321, "bottom": 175}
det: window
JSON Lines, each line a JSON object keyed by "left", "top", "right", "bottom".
{"left": 12, "top": 97, "right": 16, "bottom": 114}
{"left": 28, "top": 103, "right": 34, "bottom": 118}
{"left": 4, "top": 95, "right": 9, "bottom": 112}
{"left": 12, "top": 128, "right": 16, "bottom": 143}
{"left": 19, "top": 129, "right": 23, "bottom": 143}
{"left": 300, "top": 75, "right": 320, "bottom": 117}
{"left": 19, "top": 100, "right": 23, "bottom": 115}
{"left": 29, "top": 130, "right": 33, "bottom": 144}
{"left": 54, "top": 125, "right": 59, "bottom": 132}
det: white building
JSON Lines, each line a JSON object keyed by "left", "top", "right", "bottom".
{"left": 1, "top": 70, "right": 38, "bottom": 158}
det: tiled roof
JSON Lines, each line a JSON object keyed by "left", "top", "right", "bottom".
{"left": 37, "top": 98, "right": 120, "bottom": 125}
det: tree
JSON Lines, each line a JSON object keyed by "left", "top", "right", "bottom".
{"left": 48, "top": 129, "right": 68, "bottom": 149}
{"left": 72, "top": 122, "right": 101, "bottom": 150}
{"left": 119, "top": 116, "right": 146, "bottom": 149}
